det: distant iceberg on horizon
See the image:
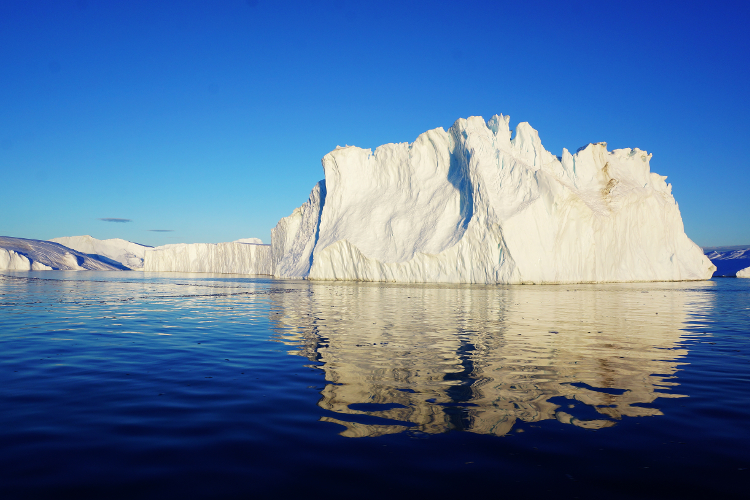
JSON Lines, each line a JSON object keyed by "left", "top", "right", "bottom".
{"left": 271, "top": 114, "right": 715, "bottom": 283}
{"left": 703, "top": 246, "right": 750, "bottom": 277}
{"left": 0, "top": 236, "right": 125, "bottom": 271}
{"left": 50, "top": 235, "right": 151, "bottom": 270}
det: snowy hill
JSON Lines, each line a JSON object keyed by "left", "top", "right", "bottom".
{"left": 704, "top": 246, "right": 750, "bottom": 277}
{"left": 50, "top": 235, "right": 150, "bottom": 270}
{"left": 0, "top": 236, "right": 124, "bottom": 271}
{"left": 272, "top": 114, "right": 714, "bottom": 283}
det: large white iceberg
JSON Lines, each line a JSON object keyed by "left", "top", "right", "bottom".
{"left": 144, "top": 241, "right": 273, "bottom": 275}
{"left": 50, "top": 235, "right": 150, "bottom": 270}
{"left": 0, "top": 236, "right": 123, "bottom": 271}
{"left": 273, "top": 115, "right": 714, "bottom": 283}
{"left": 737, "top": 267, "right": 750, "bottom": 278}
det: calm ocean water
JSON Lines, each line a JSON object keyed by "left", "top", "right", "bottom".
{"left": 0, "top": 272, "right": 748, "bottom": 499}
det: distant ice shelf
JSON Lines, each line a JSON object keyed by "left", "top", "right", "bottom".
{"left": 143, "top": 241, "right": 273, "bottom": 275}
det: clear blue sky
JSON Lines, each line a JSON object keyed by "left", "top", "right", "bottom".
{"left": 1, "top": 0, "right": 748, "bottom": 247}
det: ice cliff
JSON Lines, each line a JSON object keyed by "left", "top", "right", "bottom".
{"left": 0, "top": 236, "right": 123, "bottom": 271}
{"left": 273, "top": 115, "right": 714, "bottom": 283}
{"left": 144, "top": 241, "right": 273, "bottom": 275}
{"left": 50, "top": 235, "right": 150, "bottom": 270}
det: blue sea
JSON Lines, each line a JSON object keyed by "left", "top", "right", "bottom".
{"left": 1, "top": 272, "right": 748, "bottom": 499}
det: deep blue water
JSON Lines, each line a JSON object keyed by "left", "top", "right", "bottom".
{"left": 1, "top": 272, "right": 748, "bottom": 499}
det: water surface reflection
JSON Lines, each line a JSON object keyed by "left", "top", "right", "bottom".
{"left": 270, "top": 281, "right": 714, "bottom": 437}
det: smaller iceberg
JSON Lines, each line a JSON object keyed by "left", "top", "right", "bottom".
{"left": 737, "top": 267, "right": 750, "bottom": 278}
{"left": 50, "top": 235, "right": 151, "bottom": 270}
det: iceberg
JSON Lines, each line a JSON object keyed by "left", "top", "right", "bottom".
{"left": 0, "top": 248, "right": 52, "bottom": 270}
{"left": 0, "top": 236, "right": 124, "bottom": 271}
{"left": 7, "top": 114, "right": 716, "bottom": 283}
{"left": 50, "top": 235, "right": 150, "bottom": 270}
{"left": 144, "top": 241, "right": 273, "bottom": 275}
{"left": 274, "top": 115, "right": 714, "bottom": 283}
{"left": 737, "top": 267, "right": 750, "bottom": 278}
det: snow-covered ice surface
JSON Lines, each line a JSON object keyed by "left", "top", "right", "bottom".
{"left": 737, "top": 267, "right": 750, "bottom": 278}
{"left": 234, "top": 238, "right": 263, "bottom": 244}
{"left": 274, "top": 115, "right": 714, "bottom": 284}
{"left": 50, "top": 235, "right": 150, "bottom": 270}
{"left": 0, "top": 236, "right": 124, "bottom": 271}
{"left": 144, "top": 242, "right": 273, "bottom": 275}
{"left": 704, "top": 246, "right": 750, "bottom": 277}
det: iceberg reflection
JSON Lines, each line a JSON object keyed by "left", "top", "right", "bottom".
{"left": 269, "top": 281, "right": 713, "bottom": 437}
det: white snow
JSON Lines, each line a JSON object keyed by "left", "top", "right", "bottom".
{"left": 737, "top": 267, "right": 750, "bottom": 278}
{"left": 144, "top": 241, "right": 273, "bottom": 275}
{"left": 234, "top": 238, "right": 263, "bottom": 244}
{"left": 50, "top": 235, "right": 150, "bottom": 270}
{"left": 0, "top": 236, "right": 123, "bottom": 271}
{"left": 273, "top": 114, "right": 714, "bottom": 283}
